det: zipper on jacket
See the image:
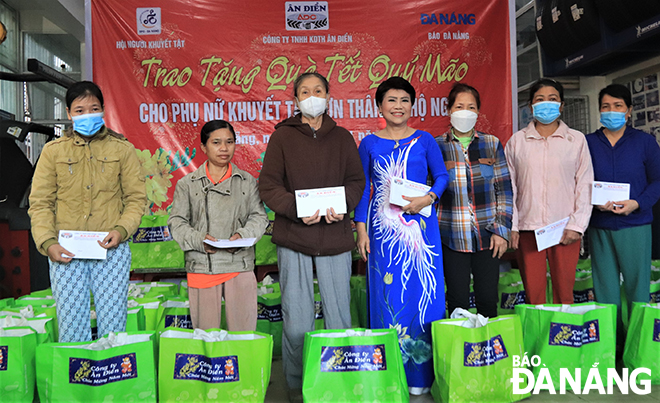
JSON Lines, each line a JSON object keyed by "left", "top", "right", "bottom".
{"left": 204, "top": 185, "right": 212, "bottom": 273}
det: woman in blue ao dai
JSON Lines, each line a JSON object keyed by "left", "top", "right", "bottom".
{"left": 355, "top": 77, "right": 449, "bottom": 394}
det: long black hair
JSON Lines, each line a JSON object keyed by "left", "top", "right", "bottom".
{"left": 200, "top": 120, "right": 236, "bottom": 144}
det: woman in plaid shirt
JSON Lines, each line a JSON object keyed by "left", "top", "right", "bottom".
{"left": 436, "top": 83, "right": 513, "bottom": 318}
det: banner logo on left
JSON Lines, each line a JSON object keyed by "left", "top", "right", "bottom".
{"left": 69, "top": 353, "right": 138, "bottom": 385}
{"left": 137, "top": 8, "right": 161, "bottom": 35}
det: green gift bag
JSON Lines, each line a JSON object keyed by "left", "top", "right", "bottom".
{"left": 302, "top": 328, "right": 408, "bottom": 402}
{"left": 623, "top": 302, "right": 660, "bottom": 385}
{"left": 498, "top": 269, "right": 526, "bottom": 316}
{"left": 159, "top": 328, "right": 273, "bottom": 402}
{"left": 129, "top": 215, "right": 184, "bottom": 270}
{"left": 1, "top": 315, "right": 55, "bottom": 344}
{"left": 8, "top": 301, "right": 58, "bottom": 341}
{"left": 652, "top": 263, "right": 660, "bottom": 282}
{"left": 314, "top": 293, "right": 325, "bottom": 330}
{"left": 256, "top": 289, "right": 283, "bottom": 356}
{"left": 15, "top": 295, "right": 56, "bottom": 307}
{"left": 134, "top": 298, "right": 163, "bottom": 331}
{"left": 36, "top": 331, "right": 157, "bottom": 403}
{"left": 135, "top": 281, "right": 179, "bottom": 298}
{"left": 255, "top": 207, "right": 277, "bottom": 266}
{"left": 430, "top": 314, "right": 529, "bottom": 403}
{"left": 576, "top": 259, "right": 591, "bottom": 274}
{"left": 0, "top": 304, "right": 38, "bottom": 318}
{"left": 622, "top": 279, "right": 660, "bottom": 330}
{"left": 623, "top": 302, "right": 660, "bottom": 384}
{"left": 0, "top": 297, "right": 14, "bottom": 308}
{"left": 651, "top": 279, "right": 660, "bottom": 303}
{"left": 0, "top": 327, "right": 37, "bottom": 403}
{"left": 180, "top": 280, "right": 189, "bottom": 299}
{"left": 350, "top": 276, "right": 367, "bottom": 328}
{"left": 514, "top": 303, "right": 616, "bottom": 389}
{"left": 29, "top": 288, "right": 53, "bottom": 298}
{"left": 156, "top": 300, "right": 193, "bottom": 334}
{"left": 127, "top": 306, "right": 146, "bottom": 332}
{"left": 13, "top": 298, "right": 57, "bottom": 320}
{"left": 573, "top": 274, "right": 596, "bottom": 304}
{"left": 358, "top": 289, "right": 368, "bottom": 328}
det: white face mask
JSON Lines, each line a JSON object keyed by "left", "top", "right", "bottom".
{"left": 450, "top": 109, "right": 478, "bottom": 133}
{"left": 297, "top": 96, "right": 327, "bottom": 118}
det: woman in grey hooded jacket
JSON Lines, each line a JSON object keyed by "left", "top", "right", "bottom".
{"left": 169, "top": 120, "right": 268, "bottom": 331}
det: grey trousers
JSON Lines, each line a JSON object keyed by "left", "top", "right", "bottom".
{"left": 277, "top": 246, "right": 352, "bottom": 389}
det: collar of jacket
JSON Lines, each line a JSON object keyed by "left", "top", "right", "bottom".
{"left": 524, "top": 119, "right": 569, "bottom": 140}
{"left": 274, "top": 112, "right": 337, "bottom": 138}
{"left": 445, "top": 128, "right": 482, "bottom": 142}
{"left": 190, "top": 162, "right": 245, "bottom": 182}
{"left": 594, "top": 124, "right": 635, "bottom": 147}
{"left": 65, "top": 126, "right": 125, "bottom": 146}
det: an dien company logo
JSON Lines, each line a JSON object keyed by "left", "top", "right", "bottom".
{"left": 420, "top": 13, "right": 475, "bottom": 25}
{"left": 137, "top": 8, "right": 161, "bottom": 35}
{"left": 285, "top": 2, "right": 329, "bottom": 31}
{"left": 298, "top": 192, "right": 309, "bottom": 198}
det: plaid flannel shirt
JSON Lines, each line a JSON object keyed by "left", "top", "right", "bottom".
{"left": 436, "top": 130, "right": 513, "bottom": 253}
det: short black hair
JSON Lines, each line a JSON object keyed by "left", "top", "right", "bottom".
{"left": 201, "top": 120, "right": 236, "bottom": 144}
{"left": 66, "top": 81, "right": 104, "bottom": 109}
{"left": 375, "top": 77, "right": 416, "bottom": 107}
{"left": 528, "top": 78, "right": 564, "bottom": 104}
{"left": 598, "top": 84, "right": 632, "bottom": 109}
{"left": 293, "top": 72, "right": 329, "bottom": 98}
{"left": 447, "top": 83, "right": 481, "bottom": 110}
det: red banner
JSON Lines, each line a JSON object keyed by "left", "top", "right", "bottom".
{"left": 91, "top": 0, "right": 512, "bottom": 214}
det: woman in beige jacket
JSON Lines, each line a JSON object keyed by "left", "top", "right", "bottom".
{"left": 169, "top": 120, "right": 268, "bottom": 331}
{"left": 28, "top": 81, "right": 147, "bottom": 342}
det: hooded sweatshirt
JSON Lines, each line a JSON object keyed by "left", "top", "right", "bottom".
{"left": 259, "top": 113, "right": 365, "bottom": 256}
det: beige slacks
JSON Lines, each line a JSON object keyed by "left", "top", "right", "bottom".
{"left": 188, "top": 271, "right": 257, "bottom": 331}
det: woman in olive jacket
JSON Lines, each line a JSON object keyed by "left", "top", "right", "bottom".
{"left": 29, "top": 81, "right": 147, "bottom": 343}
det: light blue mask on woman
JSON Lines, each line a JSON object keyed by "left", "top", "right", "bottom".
{"left": 600, "top": 111, "right": 627, "bottom": 131}
{"left": 72, "top": 112, "right": 105, "bottom": 136}
{"left": 532, "top": 101, "right": 561, "bottom": 124}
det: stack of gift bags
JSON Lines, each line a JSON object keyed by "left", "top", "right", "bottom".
{"left": 0, "top": 279, "right": 275, "bottom": 403}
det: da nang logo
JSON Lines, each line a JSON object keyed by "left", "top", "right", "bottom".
{"left": 285, "top": 2, "right": 329, "bottom": 30}
{"left": 512, "top": 354, "right": 652, "bottom": 395}
{"left": 137, "top": 8, "right": 161, "bottom": 35}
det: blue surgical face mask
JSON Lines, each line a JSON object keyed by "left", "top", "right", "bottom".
{"left": 72, "top": 112, "right": 105, "bottom": 137}
{"left": 532, "top": 101, "right": 561, "bottom": 124}
{"left": 600, "top": 111, "right": 627, "bottom": 131}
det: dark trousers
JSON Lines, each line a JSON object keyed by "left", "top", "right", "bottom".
{"left": 442, "top": 245, "right": 500, "bottom": 318}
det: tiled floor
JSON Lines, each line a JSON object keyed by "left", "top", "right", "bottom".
{"left": 265, "top": 357, "right": 660, "bottom": 402}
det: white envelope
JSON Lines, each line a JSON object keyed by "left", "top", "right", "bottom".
{"left": 295, "top": 186, "right": 347, "bottom": 218}
{"left": 58, "top": 230, "right": 109, "bottom": 259}
{"left": 534, "top": 217, "right": 570, "bottom": 252}
{"left": 389, "top": 177, "right": 432, "bottom": 218}
{"left": 203, "top": 237, "right": 257, "bottom": 248}
{"left": 591, "top": 181, "right": 630, "bottom": 205}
